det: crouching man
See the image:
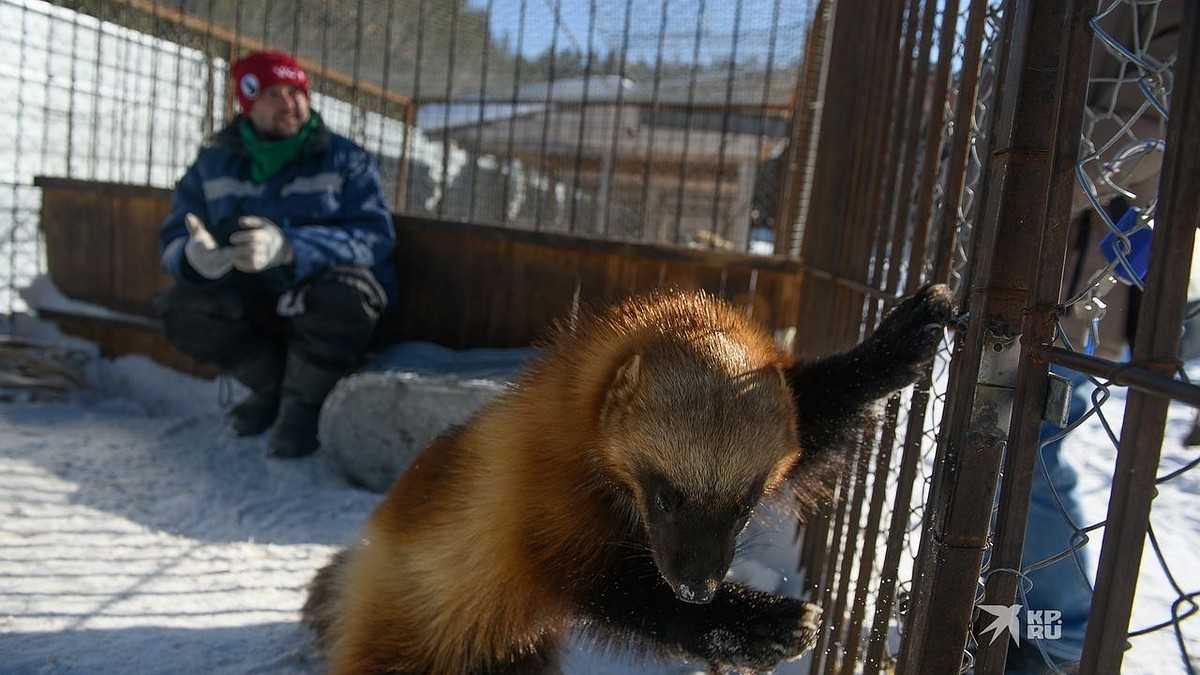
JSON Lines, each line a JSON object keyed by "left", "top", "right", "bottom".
{"left": 156, "top": 50, "right": 397, "bottom": 458}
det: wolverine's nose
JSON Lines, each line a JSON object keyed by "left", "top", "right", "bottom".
{"left": 674, "top": 578, "right": 718, "bottom": 604}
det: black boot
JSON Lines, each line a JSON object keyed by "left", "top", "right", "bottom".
{"left": 228, "top": 386, "right": 282, "bottom": 436}
{"left": 269, "top": 353, "right": 348, "bottom": 459}
{"left": 225, "top": 349, "right": 285, "bottom": 437}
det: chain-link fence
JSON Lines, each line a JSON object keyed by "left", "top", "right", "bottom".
{"left": 903, "top": 2, "right": 1197, "bottom": 674}
{"left": 800, "top": 1, "right": 1198, "bottom": 674}
{"left": 1003, "top": 2, "right": 1196, "bottom": 673}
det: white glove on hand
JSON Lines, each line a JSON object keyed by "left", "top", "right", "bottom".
{"left": 229, "top": 216, "right": 295, "bottom": 273}
{"left": 183, "top": 213, "right": 234, "bottom": 279}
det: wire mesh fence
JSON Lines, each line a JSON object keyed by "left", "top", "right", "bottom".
{"left": 2, "top": 0, "right": 1199, "bottom": 674}
{"left": 1014, "top": 1, "right": 1197, "bottom": 672}
{"left": 0, "top": 0, "right": 817, "bottom": 317}
{"left": 905, "top": 1, "right": 1197, "bottom": 674}
{"left": 801, "top": 1, "right": 1198, "bottom": 674}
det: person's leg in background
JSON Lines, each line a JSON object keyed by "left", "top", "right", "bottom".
{"left": 1008, "top": 366, "right": 1095, "bottom": 674}
{"left": 154, "top": 283, "right": 286, "bottom": 436}
{"left": 271, "top": 266, "right": 386, "bottom": 459}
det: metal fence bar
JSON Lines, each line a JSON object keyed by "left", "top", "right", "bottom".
{"left": 863, "top": 373, "right": 936, "bottom": 674}
{"left": 436, "top": 0, "right": 460, "bottom": 220}
{"left": 1045, "top": 346, "right": 1200, "bottom": 408}
{"left": 405, "top": 0, "right": 428, "bottom": 213}
{"left": 567, "top": 0, "right": 596, "bottom": 235}
{"left": 796, "top": 0, "right": 874, "bottom": 357}
{"left": 598, "top": 0, "right": 633, "bottom": 238}
{"left": 745, "top": 0, "right": 784, "bottom": 252}
{"left": 775, "top": 0, "right": 829, "bottom": 257}
{"left": 468, "top": 0, "right": 492, "bottom": 222}
{"left": 532, "top": 0, "right": 561, "bottom": 231}
{"left": 804, "top": 3, "right": 906, "bottom": 671}
{"left": 840, "top": 0, "right": 904, "bottom": 334}
{"left": 809, "top": 434, "right": 861, "bottom": 671}
{"left": 636, "top": 0, "right": 668, "bottom": 241}
{"left": 898, "top": 1, "right": 1095, "bottom": 672}
{"left": 1081, "top": 3, "right": 1200, "bottom": 671}
{"left": 500, "top": 0, "right": 527, "bottom": 227}
{"left": 708, "top": 0, "right": 741, "bottom": 248}
{"left": 838, "top": 396, "right": 901, "bottom": 675}
{"left": 822, "top": 428, "right": 876, "bottom": 675}
{"left": 862, "top": 0, "right": 917, "bottom": 331}
{"left": 932, "top": 0, "right": 990, "bottom": 286}
{"left": 885, "top": 0, "right": 940, "bottom": 295}
{"left": 669, "top": 0, "right": 705, "bottom": 245}
{"left": 907, "top": 0, "right": 962, "bottom": 292}
{"left": 972, "top": 2, "right": 1097, "bottom": 672}
{"left": 860, "top": 3, "right": 991, "bottom": 669}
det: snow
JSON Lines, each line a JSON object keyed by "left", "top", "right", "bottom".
{"left": 1, "top": 308, "right": 1198, "bottom": 674}
{"left": 0, "top": 310, "right": 755, "bottom": 675}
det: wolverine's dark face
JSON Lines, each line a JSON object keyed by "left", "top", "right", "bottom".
{"left": 638, "top": 473, "right": 763, "bottom": 604}
{"left": 598, "top": 336, "right": 801, "bottom": 604}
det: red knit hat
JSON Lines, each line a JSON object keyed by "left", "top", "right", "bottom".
{"left": 231, "top": 51, "right": 310, "bottom": 114}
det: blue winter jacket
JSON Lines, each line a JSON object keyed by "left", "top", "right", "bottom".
{"left": 159, "top": 114, "right": 398, "bottom": 308}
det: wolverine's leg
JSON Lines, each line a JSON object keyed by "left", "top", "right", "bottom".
{"left": 471, "top": 639, "right": 559, "bottom": 675}
{"left": 786, "top": 283, "right": 952, "bottom": 454}
{"left": 581, "top": 557, "right": 821, "bottom": 672}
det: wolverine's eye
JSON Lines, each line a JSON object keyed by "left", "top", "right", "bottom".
{"left": 651, "top": 484, "right": 682, "bottom": 515}
{"left": 654, "top": 492, "right": 672, "bottom": 513}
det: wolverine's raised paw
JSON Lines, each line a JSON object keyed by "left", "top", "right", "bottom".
{"left": 853, "top": 283, "right": 952, "bottom": 393}
{"left": 870, "top": 283, "right": 953, "bottom": 360}
{"left": 704, "top": 600, "right": 823, "bottom": 673}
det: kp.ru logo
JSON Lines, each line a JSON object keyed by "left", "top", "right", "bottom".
{"left": 978, "top": 604, "right": 1063, "bottom": 646}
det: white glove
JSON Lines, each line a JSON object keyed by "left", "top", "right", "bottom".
{"left": 183, "top": 213, "right": 233, "bottom": 279}
{"left": 229, "top": 216, "right": 295, "bottom": 273}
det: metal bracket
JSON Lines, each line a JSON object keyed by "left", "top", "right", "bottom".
{"left": 1043, "top": 370, "right": 1074, "bottom": 428}
{"left": 972, "top": 329, "right": 1022, "bottom": 439}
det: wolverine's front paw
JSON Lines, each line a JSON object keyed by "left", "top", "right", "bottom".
{"left": 703, "top": 600, "right": 823, "bottom": 673}
{"left": 858, "top": 283, "right": 953, "bottom": 387}
{"left": 872, "top": 283, "right": 953, "bottom": 359}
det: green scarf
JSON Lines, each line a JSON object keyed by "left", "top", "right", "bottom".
{"left": 238, "top": 114, "right": 320, "bottom": 183}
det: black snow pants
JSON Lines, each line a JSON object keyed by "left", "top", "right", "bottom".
{"left": 154, "top": 265, "right": 387, "bottom": 377}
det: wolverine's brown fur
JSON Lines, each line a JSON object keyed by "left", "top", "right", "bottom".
{"left": 303, "top": 285, "right": 952, "bottom": 674}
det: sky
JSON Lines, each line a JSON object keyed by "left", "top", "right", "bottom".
{"left": 470, "top": 0, "right": 813, "bottom": 65}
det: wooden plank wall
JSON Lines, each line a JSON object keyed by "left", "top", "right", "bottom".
{"left": 34, "top": 177, "right": 809, "bottom": 373}
{"left": 383, "top": 218, "right": 808, "bottom": 349}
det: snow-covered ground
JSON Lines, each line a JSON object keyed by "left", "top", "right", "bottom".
{"left": 0, "top": 307, "right": 795, "bottom": 675}
{"left": 1, "top": 306, "right": 1197, "bottom": 674}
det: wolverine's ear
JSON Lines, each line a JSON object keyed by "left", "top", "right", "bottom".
{"left": 602, "top": 354, "right": 642, "bottom": 425}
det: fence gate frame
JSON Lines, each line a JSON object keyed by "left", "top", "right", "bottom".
{"left": 898, "top": 2, "right": 1200, "bottom": 674}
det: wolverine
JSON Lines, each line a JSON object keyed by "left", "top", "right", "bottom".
{"left": 303, "top": 283, "right": 953, "bottom": 674}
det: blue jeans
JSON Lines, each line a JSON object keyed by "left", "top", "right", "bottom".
{"left": 1017, "top": 366, "right": 1094, "bottom": 664}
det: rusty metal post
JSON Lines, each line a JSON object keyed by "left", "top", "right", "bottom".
{"left": 1080, "top": 2, "right": 1200, "bottom": 672}
{"left": 897, "top": 1, "right": 1094, "bottom": 673}
{"left": 973, "top": 0, "right": 1097, "bottom": 672}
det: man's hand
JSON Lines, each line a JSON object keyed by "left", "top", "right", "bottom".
{"left": 230, "top": 216, "right": 295, "bottom": 273}
{"left": 183, "top": 213, "right": 234, "bottom": 279}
